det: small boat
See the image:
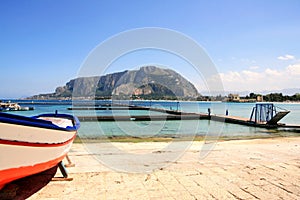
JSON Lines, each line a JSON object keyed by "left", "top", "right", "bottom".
{"left": 0, "top": 112, "right": 80, "bottom": 189}
{"left": 0, "top": 101, "right": 34, "bottom": 112}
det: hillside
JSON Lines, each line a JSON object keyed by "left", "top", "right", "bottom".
{"left": 30, "top": 66, "right": 200, "bottom": 100}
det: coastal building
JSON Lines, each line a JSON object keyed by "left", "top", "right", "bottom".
{"left": 228, "top": 94, "right": 240, "bottom": 102}
{"left": 256, "top": 95, "right": 263, "bottom": 102}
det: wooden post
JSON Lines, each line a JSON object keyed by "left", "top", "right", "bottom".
{"left": 64, "top": 155, "right": 75, "bottom": 167}
{"left": 58, "top": 161, "right": 68, "bottom": 178}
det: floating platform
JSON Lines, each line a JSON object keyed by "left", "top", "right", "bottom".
{"left": 77, "top": 114, "right": 209, "bottom": 121}
{"left": 77, "top": 114, "right": 300, "bottom": 129}
{"left": 68, "top": 107, "right": 150, "bottom": 111}
{"left": 74, "top": 103, "right": 300, "bottom": 130}
{"left": 70, "top": 103, "right": 178, "bottom": 114}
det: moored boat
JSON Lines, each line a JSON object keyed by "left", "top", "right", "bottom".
{"left": 0, "top": 112, "right": 80, "bottom": 189}
{"left": 0, "top": 101, "right": 34, "bottom": 111}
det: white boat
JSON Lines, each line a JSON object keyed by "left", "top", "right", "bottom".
{"left": 0, "top": 102, "right": 34, "bottom": 111}
{"left": 0, "top": 112, "right": 80, "bottom": 189}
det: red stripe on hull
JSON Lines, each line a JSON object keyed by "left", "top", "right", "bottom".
{"left": 0, "top": 134, "right": 76, "bottom": 147}
{"left": 0, "top": 153, "right": 68, "bottom": 190}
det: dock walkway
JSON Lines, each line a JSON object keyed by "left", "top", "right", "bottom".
{"left": 73, "top": 104, "right": 300, "bottom": 130}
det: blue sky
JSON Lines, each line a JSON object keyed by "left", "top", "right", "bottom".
{"left": 1, "top": 0, "right": 300, "bottom": 98}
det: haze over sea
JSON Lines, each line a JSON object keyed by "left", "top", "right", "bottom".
{"left": 5, "top": 100, "right": 300, "bottom": 139}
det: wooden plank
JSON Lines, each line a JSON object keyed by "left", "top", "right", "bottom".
{"left": 267, "top": 111, "right": 290, "bottom": 125}
{"left": 77, "top": 114, "right": 209, "bottom": 121}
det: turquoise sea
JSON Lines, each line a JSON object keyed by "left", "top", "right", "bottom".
{"left": 4, "top": 100, "right": 300, "bottom": 139}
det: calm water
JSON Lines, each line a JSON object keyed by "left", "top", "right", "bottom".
{"left": 5, "top": 100, "right": 300, "bottom": 138}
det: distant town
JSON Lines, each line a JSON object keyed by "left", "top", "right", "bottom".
{"left": 197, "top": 92, "right": 300, "bottom": 102}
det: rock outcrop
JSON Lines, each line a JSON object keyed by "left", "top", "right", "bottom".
{"left": 31, "top": 66, "right": 199, "bottom": 100}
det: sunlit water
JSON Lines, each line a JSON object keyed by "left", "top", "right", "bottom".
{"left": 6, "top": 100, "right": 300, "bottom": 138}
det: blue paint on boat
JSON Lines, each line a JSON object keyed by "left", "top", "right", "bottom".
{"left": 0, "top": 112, "right": 80, "bottom": 132}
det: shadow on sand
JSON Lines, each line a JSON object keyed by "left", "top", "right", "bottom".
{"left": 0, "top": 165, "right": 58, "bottom": 200}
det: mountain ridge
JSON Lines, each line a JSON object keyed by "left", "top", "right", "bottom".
{"left": 30, "top": 66, "right": 200, "bottom": 100}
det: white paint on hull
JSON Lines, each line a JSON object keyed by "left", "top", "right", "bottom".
{"left": 0, "top": 122, "right": 75, "bottom": 144}
{"left": 0, "top": 142, "right": 73, "bottom": 170}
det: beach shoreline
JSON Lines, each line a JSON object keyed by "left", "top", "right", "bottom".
{"left": 1, "top": 136, "right": 298, "bottom": 199}
{"left": 74, "top": 134, "right": 300, "bottom": 143}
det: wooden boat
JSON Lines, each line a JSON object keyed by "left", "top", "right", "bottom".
{"left": 0, "top": 112, "right": 80, "bottom": 189}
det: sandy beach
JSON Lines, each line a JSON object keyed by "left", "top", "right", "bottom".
{"left": 1, "top": 136, "right": 299, "bottom": 200}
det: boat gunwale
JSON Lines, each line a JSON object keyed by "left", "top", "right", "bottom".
{"left": 0, "top": 112, "right": 80, "bottom": 132}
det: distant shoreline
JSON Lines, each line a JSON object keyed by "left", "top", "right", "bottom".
{"left": 2, "top": 98, "right": 300, "bottom": 104}
{"left": 74, "top": 134, "right": 300, "bottom": 143}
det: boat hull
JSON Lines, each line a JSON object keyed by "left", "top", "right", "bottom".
{"left": 0, "top": 112, "right": 79, "bottom": 189}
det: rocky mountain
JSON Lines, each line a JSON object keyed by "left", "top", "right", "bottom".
{"left": 31, "top": 66, "right": 200, "bottom": 100}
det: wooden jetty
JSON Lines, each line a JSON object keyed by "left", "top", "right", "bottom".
{"left": 68, "top": 107, "right": 150, "bottom": 111}
{"left": 74, "top": 103, "right": 300, "bottom": 130}
{"left": 210, "top": 115, "right": 282, "bottom": 129}
{"left": 68, "top": 104, "right": 183, "bottom": 115}
{"left": 78, "top": 114, "right": 209, "bottom": 122}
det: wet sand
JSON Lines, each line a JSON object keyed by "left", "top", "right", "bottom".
{"left": 3, "top": 137, "right": 300, "bottom": 199}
